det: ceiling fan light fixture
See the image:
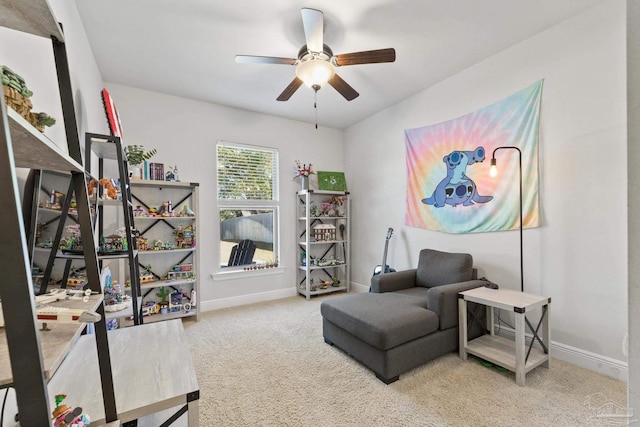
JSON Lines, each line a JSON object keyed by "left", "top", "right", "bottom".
{"left": 296, "top": 58, "right": 335, "bottom": 89}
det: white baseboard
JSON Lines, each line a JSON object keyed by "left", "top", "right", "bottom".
{"left": 495, "top": 327, "right": 628, "bottom": 382}
{"left": 200, "top": 287, "right": 297, "bottom": 311}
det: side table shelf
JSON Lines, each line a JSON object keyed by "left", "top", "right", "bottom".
{"left": 47, "top": 319, "right": 199, "bottom": 425}
{"left": 458, "top": 287, "right": 551, "bottom": 386}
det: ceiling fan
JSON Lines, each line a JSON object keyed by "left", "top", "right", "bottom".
{"left": 235, "top": 8, "right": 396, "bottom": 102}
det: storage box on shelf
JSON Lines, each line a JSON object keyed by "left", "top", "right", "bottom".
{"left": 296, "top": 190, "right": 350, "bottom": 300}
{"left": 129, "top": 179, "right": 200, "bottom": 324}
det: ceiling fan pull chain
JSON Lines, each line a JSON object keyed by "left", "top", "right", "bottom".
{"left": 314, "top": 88, "right": 318, "bottom": 129}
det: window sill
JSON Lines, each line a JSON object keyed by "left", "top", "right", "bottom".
{"left": 212, "top": 266, "right": 285, "bottom": 281}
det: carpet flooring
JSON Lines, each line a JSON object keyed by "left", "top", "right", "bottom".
{"left": 182, "top": 294, "right": 627, "bottom": 426}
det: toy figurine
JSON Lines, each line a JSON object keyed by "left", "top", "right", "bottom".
{"left": 98, "top": 178, "right": 118, "bottom": 200}
{"left": 51, "top": 394, "right": 90, "bottom": 426}
{"left": 178, "top": 204, "right": 195, "bottom": 217}
{"left": 157, "top": 200, "right": 173, "bottom": 216}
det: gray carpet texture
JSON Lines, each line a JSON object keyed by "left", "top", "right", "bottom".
{"left": 182, "top": 294, "right": 627, "bottom": 426}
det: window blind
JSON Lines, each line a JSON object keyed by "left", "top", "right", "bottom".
{"left": 217, "top": 142, "right": 278, "bottom": 201}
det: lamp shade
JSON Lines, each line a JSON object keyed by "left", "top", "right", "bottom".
{"left": 296, "top": 59, "right": 335, "bottom": 88}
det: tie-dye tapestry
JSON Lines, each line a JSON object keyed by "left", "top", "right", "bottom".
{"left": 405, "top": 80, "right": 542, "bottom": 234}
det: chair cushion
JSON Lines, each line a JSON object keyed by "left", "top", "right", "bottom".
{"left": 320, "top": 293, "right": 439, "bottom": 351}
{"left": 415, "top": 249, "right": 473, "bottom": 288}
{"left": 389, "top": 287, "right": 429, "bottom": 308}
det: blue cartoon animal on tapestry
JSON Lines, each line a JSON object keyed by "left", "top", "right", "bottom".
{"left": 422, "top": 147, "right": 493, "bottom": 207}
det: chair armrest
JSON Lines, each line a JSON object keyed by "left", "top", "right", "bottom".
{"left": 426, "top": 280, "right": 485, "bottom": 330}
{"left": 370, "top": 269, "right": 417, "bottom": 293}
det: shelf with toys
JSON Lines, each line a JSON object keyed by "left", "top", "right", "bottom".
{"left": 296, "top": 190, "right": 350, "bottom": 300}
{"left": 85, "top": 132, "right": 143, "bottom": 328}
{"left": 0, "top": 1, "right": 119, "bottom": 423}
{"left": 129, "top": 179, "right": 200, "bottom": 323}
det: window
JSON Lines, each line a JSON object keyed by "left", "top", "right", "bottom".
{"left": 217, "top": 141, "right": 279, "bottom": 270}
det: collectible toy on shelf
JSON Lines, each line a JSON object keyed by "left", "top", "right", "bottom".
{"left": 2, "top": 65, "right": 56, "bottom": 132}
{"left": 156, "top": 287, "right": 171, "bottom": 314}
{"left": 173, "top": 224, "right": 195, "bottom": 248}
{"left": 66, "top": 267, "right": 86, "bottom": 287}
{"left": 98, "top": 228, "right": 128, "bottom": 255}
{"left": 178, "top": 204, "right": 195, "bottom": 217}
{"left": 139, "top": 264, "right": 155, "bottom": 283}
{"left": 60, "top": 224, "right": 83, "bottom": 254}
{"left": 51, "top": 394, "right": 89, "bottom": 426}
{"left": 166, "top": 263, "right": 195, "bottom": 281}
{"left": 103, "top": 267, "right": 130, "bottom": 313}
{"left": 87, "top": 178, "right": 120, "bottom": 200}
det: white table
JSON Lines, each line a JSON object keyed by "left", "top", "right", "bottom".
{"left": 48, "top": 319, "right": 199, "bottom": 425}
{"left": 458, "top": 287, "right": 550, "bottom": 386}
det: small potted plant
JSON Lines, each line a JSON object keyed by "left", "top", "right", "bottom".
{"left": 124, "top": 145, "right": 157, "bottom": 179}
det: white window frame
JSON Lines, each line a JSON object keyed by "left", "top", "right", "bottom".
{"left": 216, "top": 141, "right": 280, "bottom": 275}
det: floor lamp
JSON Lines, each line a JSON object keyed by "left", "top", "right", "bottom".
{"left": 490, "top": 146, "right": 523, "bottom": 292}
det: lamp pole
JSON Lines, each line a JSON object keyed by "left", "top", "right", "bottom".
{"left": 491, "top": 146, "right": 523, "bottom": 292}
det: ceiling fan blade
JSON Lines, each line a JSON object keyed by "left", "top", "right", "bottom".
{"left": 328, "top": 74, "right": 359, "bottom": 101}
{"left": 235, "top": 55, "right": 297, "bottom": 65}
{"left": 334, "top": 48, "right": 396, "bottom": 67}
{"left": 301, "top": 8, "right": 323, "bottom": 53}
{"left": 277, "top": 77, "right": 304, "bottom": 101}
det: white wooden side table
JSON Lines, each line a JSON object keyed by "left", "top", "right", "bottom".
{"left": 458, "top": 287, "right": 551, "bottom": 386}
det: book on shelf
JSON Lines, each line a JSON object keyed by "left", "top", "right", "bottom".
{"left": 149, "top": 163, "right": 164, "bottom": 181}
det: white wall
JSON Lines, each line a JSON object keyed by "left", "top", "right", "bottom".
{"left": 0, "top": 0, "right": 108, "bottom": 153}
{"left": 627, "top": 0, "right": 640, "bottom": 413}
{"left": 104, "top": 83, "right": 344, "bottom": 308}
{"left": 345, "top": 1, "right": 628, "bottom": 376}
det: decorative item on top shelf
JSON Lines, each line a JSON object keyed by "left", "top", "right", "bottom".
{"left": 102, "top": 87, "right": 124, "bottom": 137}
{"left": 124, "top": 145, "right": 157, "bottom": 180}
{"left": 148, "top": 162, "right": 165, "bottom": 181}
{"left": 317, "top": 171, "right": 347, "bottom": 191}
{"left": 165, "top": 165, "right": 179, "bottom": 182}
{"left": 2, "top": 65, "right": 56, "bottom": 132}
{"left": 294, "top": 160, "right": 314, "bottom": 190}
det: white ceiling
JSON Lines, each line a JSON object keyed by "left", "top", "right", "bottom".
{"left": 74, "top": 0, "right": 603, "bottom": 130}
